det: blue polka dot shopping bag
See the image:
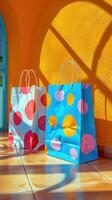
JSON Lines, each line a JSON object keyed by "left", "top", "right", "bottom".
{"left": 8, "top": 69, "right": 46, "bottom": 152}
{"left": 45, "top": 60, "right": 98, "bottom": 164}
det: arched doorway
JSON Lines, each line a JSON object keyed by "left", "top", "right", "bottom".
{"left": 0, "top": 16, "right": 7, "bottom": 131}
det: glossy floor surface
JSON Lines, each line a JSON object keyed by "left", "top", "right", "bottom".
{"left": 0, "top": 135, "right": 112, "bottom": 200}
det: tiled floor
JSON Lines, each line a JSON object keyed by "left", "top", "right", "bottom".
{"left": 0, "top": 135, "right": 112, "bottom": 200}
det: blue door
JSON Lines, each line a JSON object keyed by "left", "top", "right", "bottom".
{"left": 0, "top": 16, "right": 7, "bottom": 131}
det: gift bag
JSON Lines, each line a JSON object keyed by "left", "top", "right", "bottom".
{"left": 8, "top": 69, "right": 46, "bottom": 151}
{"left": 45, "top": 61, "right": 98, "bottom": 164}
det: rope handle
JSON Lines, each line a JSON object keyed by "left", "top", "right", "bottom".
{"left": 19, "top": 69, "right": 38, "bottom": 93}
{"left": 28, "top": 69, "right": 38, "bottom": 87}
{"left": 19, "top": 69, "right": 30, "bottom": 93}
{"left": 57, "top": 60, "right": 80, "bottom": 89}
{"left": 57, "top": 63, "right": 69, "bottom": 86}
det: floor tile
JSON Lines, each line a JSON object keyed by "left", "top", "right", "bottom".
{"left": 1, "top": 136, "right": 112, "bottom": 200}
{"left": 0, "top": 137, "right": 34, "bottom": 199}
{"left": 0, "top": 193, "right": 35, "bottom": 200}
{"left": 89, "top": 157, "right": 112, "bottom": 181}
{"left": 20, "top": 152, "right": 112, "bottom": 200}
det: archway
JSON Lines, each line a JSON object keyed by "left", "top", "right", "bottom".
{"left": 0, "top": 15, "right": 7, "bottom": 131}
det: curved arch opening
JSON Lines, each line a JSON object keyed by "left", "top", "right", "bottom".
{"left": 0, "top": 15, "right": 8, "bottom": 131}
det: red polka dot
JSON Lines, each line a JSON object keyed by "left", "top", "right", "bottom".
{"left": 24, "top": 130, "right": 39, "bottom": 150}
{"left": 25, "top": 100, "right": 36, "bottom": 120}
{"left": 8, "top": 132, "right": 14, "bottom": 144}
{"left": 38, "top": 115, "right": 46, "bottom": 131}
{"left": 13, "top": 111, "right": 22, "bottom": 126}
{"left": 21, "top": 87, "right": 30, "bottom": 94}
{"left": 41, "top": 93, "right": 47, "bottom": 107}
{"left": 37, "top": 144, "right": 45, "bottom": 151}
{"left": 9, "top": 104, "right": 12, "bottom": 112}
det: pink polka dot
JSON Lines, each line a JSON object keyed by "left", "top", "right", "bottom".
{"left": 78, "top": 99, "right": 88, "bottom": 114}
{"left": 69, "top": 148, "right": 78, "bottom": 159}
{"left": 51, "top": 138, "right": 61, "bottom": 151}
{"left": 81, "top": 134, "right": 96, "bottom": 154}
{"left": 21, "top": 87, "right": 30, "bottom": 94}
{"left": 13, "top": 111, "right": 22, "bottom": 126}
{"left": 8, "top": 132, "right": 14, "bottom": 144}
{"left": 38, "top": 115, "right": 46, "bottom": 131}
{"left": 55, "top": 90, "right": 64, "bottom": 102}
{"left": 24, "top": 130, "right": 39, "bottom": 150}
{"left": 83, "top": 83, "right": 89, "bottom": 89}
{"left": 25, "top": 100, "right": 36, "bottom": 120}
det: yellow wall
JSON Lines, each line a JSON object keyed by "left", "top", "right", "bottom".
{"left": 0, "top": 0, "right": 112, "bottom": 147}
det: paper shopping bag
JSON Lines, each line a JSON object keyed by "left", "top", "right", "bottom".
{"left": 45, "top": 61, "right": 98, "bottom": 164}
{"left": 8, "top": 69, "right": 46, "bottom": 151}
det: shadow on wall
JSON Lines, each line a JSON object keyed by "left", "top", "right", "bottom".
{"left": 32, "top": 0, "right": 112, "bottom": 84}
{"left": 32, "top": 0, "right": 112, "bottom": 148}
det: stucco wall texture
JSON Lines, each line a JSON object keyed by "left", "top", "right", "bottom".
{"left": 0, "top": 0, "right": 112, "bottom": 147}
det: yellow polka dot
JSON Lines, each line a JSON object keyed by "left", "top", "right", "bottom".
{"left": 67, "top": 93, "right": 74, "bottom": 105}
{"left": 62, "top": 115, "right": 77, "bottom": 137}
{"left": 49, "top": 115, "right": 57, "bottom": 126}
{"left": 46, "top": 93, "right": 51, "bottom": 107}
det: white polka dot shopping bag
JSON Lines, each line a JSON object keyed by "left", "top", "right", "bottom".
{"left": 8, "top": 69, "right": 46, "bottom": 152}
{"left": 45, "top": 60, "right": 98, "bottom": 164}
